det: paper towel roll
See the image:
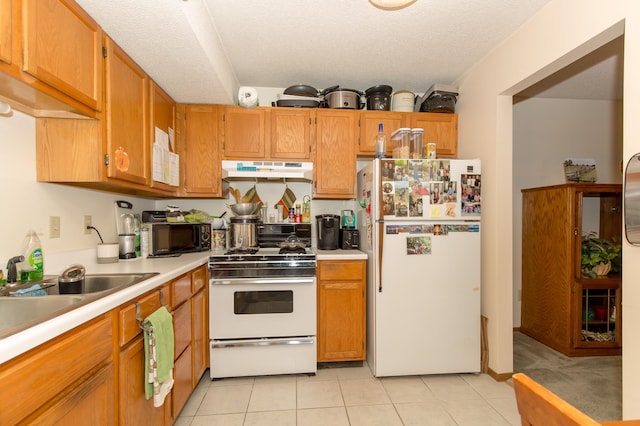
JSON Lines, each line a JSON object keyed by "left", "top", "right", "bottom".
{"left": 238, "top": 87, "right": 259, "bottom": 108}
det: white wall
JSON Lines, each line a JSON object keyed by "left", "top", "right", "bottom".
{"left": 0, "top": 111, "right": 156, "bottom": 272}
{"left": 0, "top": 110, "right": 357, "bottom": 278}
{"left": 455, "top": 0, "right": 640, "bottom": 417}
{"left": 512, "top": 97, "right": 623, "bottom": 326}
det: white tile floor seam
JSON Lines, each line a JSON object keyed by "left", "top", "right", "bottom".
{"left": 177, "top": 364, "right": 520, "bottom": 425}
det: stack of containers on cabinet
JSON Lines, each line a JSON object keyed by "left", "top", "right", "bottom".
{"left": 391, "top": 128, "right": 427, "bottom": 159}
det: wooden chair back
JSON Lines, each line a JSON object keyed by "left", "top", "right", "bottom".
{"left": 512, "top": 373, "right": 600, "bottom": 425}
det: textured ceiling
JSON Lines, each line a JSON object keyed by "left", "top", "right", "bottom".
{"left": 74, "top": 0, "right": 621, "bottom": 105}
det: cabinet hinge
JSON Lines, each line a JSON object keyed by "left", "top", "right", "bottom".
{"left": 102, "top": 46, "right": 107, "bottom": 58}
{"left": 104, "top": 154, "right": 109, "bottom": 165}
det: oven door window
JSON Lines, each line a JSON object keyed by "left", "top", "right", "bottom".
{"left": 234, "top": 290, "right": 293, "bottom": 314}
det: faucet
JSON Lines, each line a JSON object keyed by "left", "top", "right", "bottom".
{"left": 6, "top": 256, "right": 24, "bottom": 284}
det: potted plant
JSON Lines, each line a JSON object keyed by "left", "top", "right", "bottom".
{"left": 581, "top": 232, "right": 622, "bottom": 278}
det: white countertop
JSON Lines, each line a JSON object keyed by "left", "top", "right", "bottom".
{"left": 314, "top": 249, "right": 368, "bottom": 260}
{"left": 0, "top": 251, "right": 210, "bottom": 364}
{"left": 0, "top": 247, "right": 367, "bottom": 364}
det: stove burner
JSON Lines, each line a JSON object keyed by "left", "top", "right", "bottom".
{"left": 226, "top": 247, "right": 259, "bottom": 255}
{"left": 279, "top": 246, "right": 307, "bottom": 254}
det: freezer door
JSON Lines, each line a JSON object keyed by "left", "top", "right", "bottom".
{"left": 379, "top": 159, "right": 481, "bottom": 221}
{"left": 371, "top": 221, "right": 481, "bottom": 377}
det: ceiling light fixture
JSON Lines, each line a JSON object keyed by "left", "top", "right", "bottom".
{"left": 369, "top": 0, "right": 416, "bottom": 10}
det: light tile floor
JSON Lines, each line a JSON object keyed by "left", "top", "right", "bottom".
{"left": 176, "top": 364, "right": 520, "bottom": 425}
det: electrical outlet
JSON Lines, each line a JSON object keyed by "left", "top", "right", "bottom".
{"left": 83, "top": 215, "right": 92, "bottom": 234}
{"left": 49, "top": 216, "right": 61, "bottom": 239}
{"left": 517, "top": 289, "right": 522, "bottom": 302}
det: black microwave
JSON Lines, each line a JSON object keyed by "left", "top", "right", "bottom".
{"left": 143, "top": 222, "right": 211, "bottom": 256}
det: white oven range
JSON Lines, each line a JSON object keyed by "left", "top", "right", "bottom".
{"left": 208, "top": 247, "right": 317, "bottom": 379}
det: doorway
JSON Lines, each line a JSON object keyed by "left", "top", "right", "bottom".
{"left": 511, "top": 36, "right": 624, "bottom": 420}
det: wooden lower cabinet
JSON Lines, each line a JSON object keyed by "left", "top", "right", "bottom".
{"left": 0, "top": 314, "right": 113, "bottom": 424}
{"left": 172, "top": 345, "right": 193, "bottom": 420}
{"left": 119, "top": 336, "right": 168, "bottom": 425}
{"left": 0, "top": 263, "right": 211, "bottom": 424}
{"left": 192, "top": 287, "right": 208, "bottom": 385}
{"left": 31, "top": 362, "right": 115, "bottom": 425}
{"left": 317, "top": 259, "right": 366, "bottom": 362}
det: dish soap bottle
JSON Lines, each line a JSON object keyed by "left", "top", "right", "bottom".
{"left": 20, "top": 230, "right": 44, "bottom": 282}
{"left": 375, "top": 123, "right": 387, "bottom": 159}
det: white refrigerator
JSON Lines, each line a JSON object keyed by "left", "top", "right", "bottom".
{"left": 357, "top": 158, "right": 481, "bottom": 377}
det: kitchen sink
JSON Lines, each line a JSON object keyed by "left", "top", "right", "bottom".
{"left": 0, "top": 272, "right": 159, "bottom": 339}
{"left": 64, "top": 273, "right": 160, "bottom": 295}
{"left": 0, "top": 295, "right": 88, "bottom": 338}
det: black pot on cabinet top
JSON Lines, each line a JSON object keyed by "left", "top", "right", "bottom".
{"left": 365, "top": 85, "right": 393, "bottom": 111}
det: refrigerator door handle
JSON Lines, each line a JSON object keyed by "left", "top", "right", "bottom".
{"left": 378, "top": 222, "right": 384, "bottom": 292}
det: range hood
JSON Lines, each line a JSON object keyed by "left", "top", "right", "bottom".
{"left": 222, "top": 160, "right": 313, "bottom": 181}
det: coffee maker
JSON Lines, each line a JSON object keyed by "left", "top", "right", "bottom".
{"left": 316, "top": 214, "right": 340, "bottom": 250}
{"left": 339, "top": 210, "right": 359, "bottom": 250}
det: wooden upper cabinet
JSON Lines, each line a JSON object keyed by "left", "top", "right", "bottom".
{"left": 149, "top": 81, "right": 178, "bottom": 193}
{"left": 104, "top": 37, "right": 149, "bottom": 186}
{"left": 314, "top": 109, "right": 358, "bottom": 199}
{"left": 358, "top": 111, "right": 405, "bottom": 156}
{"left": 22, "top": 0, "right": 103, "bottom": 111}
{"left": 270, "top": 108, "right": 313, "bottom": 160}
{"left": 0, "top": 0, "right": 11, "bottom": 64}
{"left": 222, "top": 106, "right": 267, "bottom": 159}
{"left": 408, "top": 112, "right": 458, "bottom": 158}
{"left": 178, "top": 104, "right": 222, "bottom": 197}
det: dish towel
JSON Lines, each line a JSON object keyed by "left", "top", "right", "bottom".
{"left": 275, "top": 186, "right": 296, "bottom": 220}
{"left": 143, "top": 306, "right": 174, "bottom": 407}
{"left": 10, "top": 284, "right": 47, "bottom": 297}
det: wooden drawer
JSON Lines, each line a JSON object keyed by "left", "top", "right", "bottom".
{"left": 0, "top": 315, "right": 113, "bottom": 425}
{"left": 318, "top": 260, "right": 365, "bottom": 281}
{"left": 192, "top": 265, "right": 207, "bottom": 293}
{"left": 173, "top": 297, "right": 192, "bottom": 358}
{"left": 27, "top": 362, "right": 115, "bottom": 425}
{"left": 119, "top": 285, "right": 171, "bottom": 347}
{"left": 172, "top": 273, "right": 192, "bottom": 308}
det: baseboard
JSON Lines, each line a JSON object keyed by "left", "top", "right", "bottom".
{"left": 488, "top": 367, "right": 513, "bottom": 382}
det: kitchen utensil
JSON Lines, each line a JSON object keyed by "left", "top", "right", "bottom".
{"left": 316, "top": 214, "right": 340, "bottom": 250}
{"left": 212, "top": 218, "right": 226, "bottom": 229}
{"left": 96, "top": 243, "right": 119, "bottom": 264}
{"left": 219, "top": 211, "right": 227, "bottom": 219}
{"left": 322, "top": 86, "right": 364, "bottom": 109}
{"left": 58, "top": 264, "right": 85, "bottom": 294}
{"left": 283, "top": 84, "right": 319, "bottom": 97}
{"left": 118, "top": 234, "right": 136, "bottom": 259}
{"left": 275, "top": 98, "right": 320, "bottom": 108}
{"left": 229, "top": 203, "right": 258, "bottom": 216}
{"left": 228, "top": 187, "right": 241, "bottom": 203}
{"left": 229, "top": 216, "right": 259, "bottom": 251}
{"left": 418, "top": 84, "right": 458, "bottom": 113}
{"left": 365, "top": 85, "right": 393, "bottom": 110}
{"left": 341, "top": 209, "right": 356, "bottom": 228}
{"left": 277, "top": 235, "right": 307, "bottom": 249}
{"left": 238, "top": 86, "right": 259, "bottom": 108}
{"left": 391, "top": 90, "right": 415, "bottom": 112}
{"left": 212, "top": 230, "right": 227, "bottom": 251}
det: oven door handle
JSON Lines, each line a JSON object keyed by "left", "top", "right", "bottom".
{"left": 210, "top": 277, "right": 315, "bottom": 286}
{"left": 212, "top": 338, "right": 315, "bottom": 348}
